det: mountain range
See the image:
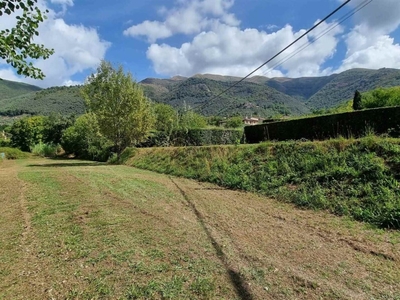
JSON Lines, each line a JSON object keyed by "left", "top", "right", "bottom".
{"left": 1, "top": 68, "right": 400, "bottom": 124}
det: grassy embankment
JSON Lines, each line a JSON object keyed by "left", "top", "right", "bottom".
{"left": 1, "top": 158, "right": 400, "bottom": 299}
{"left": 123, "top": 136, "right": 400, "bottom": 229}
{"left": 0, "top": 147, "right": 30, "bottom": 160}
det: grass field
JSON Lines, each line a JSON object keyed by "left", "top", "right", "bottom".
{"left": 1, "top": 158, "right": 400, "bottom": 299}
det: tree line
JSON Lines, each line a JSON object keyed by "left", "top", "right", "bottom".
{"left": 1, "top": 61, "right": 243, "bottom": 160}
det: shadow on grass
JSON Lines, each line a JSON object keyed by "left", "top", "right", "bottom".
{"left": 28, "top": 158, "right": 107, "bottom": 168}
{"left": 170, "top": 177, "right": 254, "bottom": 300}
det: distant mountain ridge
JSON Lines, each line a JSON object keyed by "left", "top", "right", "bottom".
{"left": 0, "top": 78, "right": 42, "bottom": 99}
{"left": 1, "top": 68, "right": 400, "bottom": 122}
{"left": 140, "top": 68, "right": 400, "bottom": 116}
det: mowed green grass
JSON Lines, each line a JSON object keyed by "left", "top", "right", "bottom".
{"left": 1, "top": 158, "right": 400, "bottom": 300}
{"left": 0, "top": 159, "right": 233, "bottom": 299}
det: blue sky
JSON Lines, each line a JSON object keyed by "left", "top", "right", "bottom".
{"left": 0, "top": 0, "right": 400, "bottom": 87}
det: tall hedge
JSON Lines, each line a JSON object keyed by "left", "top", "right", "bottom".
{"left": 245, "top": 106, "right": 400, "bottom": 143}
{"left": 140, "top": 129, "right": 243, "bottom": 147}
{"left": 172, "top": 129, "right": 243, "bottom": 146}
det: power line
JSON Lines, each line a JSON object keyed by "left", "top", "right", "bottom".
{"left": 259, "top": 0, "right": 373, "bottom": 77}
{"left": 194, "top": 0, "right": 352, "bottom": 111}
{"left": 214, "top": 0, "right": 373, "bottom": 115}
{"left": 213, "top": 0, "right": 372, "bottom": 116}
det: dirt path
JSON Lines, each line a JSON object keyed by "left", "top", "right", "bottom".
{"left": 1, "top": 158, "right": 399, "bottom": 299}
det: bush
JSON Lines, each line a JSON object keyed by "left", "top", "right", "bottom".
{"left": 137, "top": 131, "right": 171, "bottom": 148}
{"left": 139, "top": 129, "right": 243, "bottom": 147}
{"left": 9, "top": 116, "right": 46, "bottom": 151}
{"left": 42, "top": 114, "right": 75, "bottom": 145}
{"left": 171, "top": 129, "right": 243, "bottom": 146}
{"left": 362, "top": 86, "right": 400, "bottom": 109}
{"left": 31, "top": 142, "right": 60, "bottom": 158}
{"left": 0, "top": 138, "right": 10, "bottom": 147}
{"left": 61, "top": 113, "right": 112, "bottom": 161}
{"left": 224, "top": 116, "right": 243, "bottom": 128}
{"left": 179, "top": 111, "right": 207, "bottom": 129}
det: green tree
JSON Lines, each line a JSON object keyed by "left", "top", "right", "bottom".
{"left": 206, "top": 116, "right": 223, "bottom": 127}
{"left": 353, "top": 90, "right": 362, "bottom": 110}
{"left": 0, "top": 0, "right": 54, "bottom": 79}
{"left": 10, "top": 115, "right": 45, "bottom": 151}
{"left": 224, "top": 116, "right": 243, "bottom": 128}
{"left": 179, "top": 111, "right": 207, "bottom": 130}
{"left": 154, "top": 103, "right": 178, "bottom": 134}
{"left": 43, "top": 113, "right": 75, "bottom": 145}
{"left": 82, "top": 61, "right": 155, "bottom": 156}
{"left": 362, "top": 87, "right": 400, "bottom": 109}
{"left": 61, "top": 113, "right": 112, "bottom": 161}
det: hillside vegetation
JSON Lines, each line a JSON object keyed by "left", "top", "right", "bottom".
{"left": 123, "top": 136, "right": 400, "bottom": 229}
{"left": 141, "top": 68, "right": 400, "bottom": 115}
{"left": 307, "top": 68, "right": 400, "bottom": 108}
{"left": 0, "top": 78, "right": 41, "bottom": 99}
{"left": 0, "top": 86, "right": 85, "bottom": 117}
{"left": 144, "top": 77, "right": 310, "bottom": 117}
{"left": 1, "top": 68, "right": 400, "bottom": 122}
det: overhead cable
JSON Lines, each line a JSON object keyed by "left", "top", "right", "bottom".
{"left": 201, "top": 0, "right": 352, "bottom": 106}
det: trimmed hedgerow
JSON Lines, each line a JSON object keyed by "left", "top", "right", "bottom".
{"left": 245, "top": 106, "right": 400, "bottom": 143}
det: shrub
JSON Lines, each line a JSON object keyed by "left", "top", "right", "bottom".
{"left": 362, "top": 86, "right": 400, "bottom": 109}
{"left": 42, "top": 114, "right": 75, "bottom": 145}
{"left": 139, "top": 129, "right": 243, "bottom": 147}
{"left": 10, "top": 116, "right": 46, "bottom": 151}
{"left": 352, "top": 90, "right": 362, "bottom": 110}
{"left": 171, "top": 129, "right": 243, "bottom": 146}
{"left": 224, "top": 116, "right": 243, "bottom": 128}
{"left": 0, "top": 138, "right": 10, "bottom": 147}
{"left": 61, "top": 113, "right": 112, "bottom": 161}
{"left": 31, "top": 142, "right": 60, "bottom": 158}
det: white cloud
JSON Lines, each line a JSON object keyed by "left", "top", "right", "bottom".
{"left": 124, "top": 0, "right": 239, "bottom": 42}
{"left": 50, "top": 0, "right": 74, "bottom": 15}
{"left": 147, "top": 21, "right": 343, "bottom": 78}
{"left": 63, "top": 79, "right": 81, "bottom": 86}
{"left": 338, "top": 35, "right": 400, "bottom": 71}
{"left": 349, "top": 0, "right": 400, "bottom": 35}
{"left": 336, "top": 0, "right": 400, "bottom": 72}
{"left": 50, "top": 0, "right": 74, "bottom": 7}
{"left": 0, "top": 0, "right": 110, "bottom": 88}
{"left": 0, "top": 68, "right": 23, "bottom": 82}
{"left": 128, "top": 0, "right": 400, "bottom": 79}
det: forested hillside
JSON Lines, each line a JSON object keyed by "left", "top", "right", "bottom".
{"left": 0, "top": 86, "right": 85, "bottom": 117}
{"left": 1, "top": 68, "right": 400, "bottom": 123}
{"left": 0, "top": 78, "right": 41, "bottom": 99}
{"left": 142, "top": 77, "right": 310, "bottom": 117}
{"left": 141, "top": 68, "right": 400, "bottom": 115}
{"left": 306, "top": 68, "right": 400, "bottom": 108}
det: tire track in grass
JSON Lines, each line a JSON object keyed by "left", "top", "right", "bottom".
{"left": 0, "top": 160, "right": 53, "bottom": 299}
{"left": 170, "top": 176, "right": 254, "bottom": 300}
